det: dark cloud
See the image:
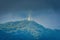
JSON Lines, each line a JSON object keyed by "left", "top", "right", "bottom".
{"left": 0, "top": 0, "right": 60, "bottom": 11}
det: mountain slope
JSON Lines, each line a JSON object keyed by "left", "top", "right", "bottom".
{"left": 0, "top": 20, "right": 60, "bottom": 40}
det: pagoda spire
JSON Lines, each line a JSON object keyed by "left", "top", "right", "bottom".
{"left": 27, "top": 11, "right": 32, "bottom": 21}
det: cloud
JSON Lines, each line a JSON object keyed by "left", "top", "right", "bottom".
{"left": 0, "top": 0, "right": 60, "bottom": 11}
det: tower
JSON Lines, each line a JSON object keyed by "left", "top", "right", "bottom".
{"left": 27, "top": 14, "right": 31, "bottom": 21}
{"left": 27, "top": 11, "right": 32, "bottom": 21}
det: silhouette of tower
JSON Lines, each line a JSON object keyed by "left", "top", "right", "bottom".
{"left": 27, "top": 11, "right": 32, "bottom": 21}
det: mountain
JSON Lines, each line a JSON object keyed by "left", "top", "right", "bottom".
{"left": 0, "top": 20, "right": 60, "bottom": 40}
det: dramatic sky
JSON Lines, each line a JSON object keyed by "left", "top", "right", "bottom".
{"left": 0, "top": 0, "right": 60, "bottom": 29}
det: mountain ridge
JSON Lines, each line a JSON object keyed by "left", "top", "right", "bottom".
{"left": 0, "top": 20, "right": 60, "bottom": 40}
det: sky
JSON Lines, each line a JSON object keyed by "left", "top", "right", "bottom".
{"left": 0, "top": 0, "right": 60, "bottom": 29}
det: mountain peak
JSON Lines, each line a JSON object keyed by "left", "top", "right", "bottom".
{"left": 0, "top": 20, "right": 60, "bottom": 40}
